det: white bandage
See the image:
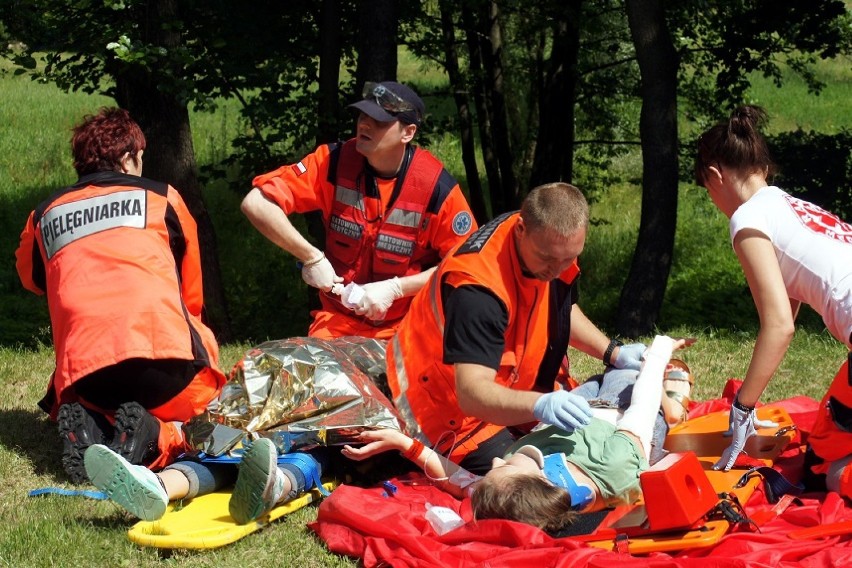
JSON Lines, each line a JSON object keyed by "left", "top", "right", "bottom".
{"left": 616, "top": 335, "right": 675, "bottom": 457}
{"left": 448, "top": 468, "right": 482, "bottom": 490}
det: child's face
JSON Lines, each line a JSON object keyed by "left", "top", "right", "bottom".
{"left": 484, "top": 452, "right": 546, "bottom": 484}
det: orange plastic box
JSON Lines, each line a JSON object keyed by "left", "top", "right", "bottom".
{"left": 640, "top": 451, "right": 718, "bottom": 532}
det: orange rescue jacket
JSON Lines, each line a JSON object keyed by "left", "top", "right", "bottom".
{"left": 321, "top": 141, "right": 450, "bottom": 323}
{"left": 15, "top": 172, "right": 225, "bottom": 418}
{"left": 809, "top": 357, "right": 852, "bottom": 472}
{"left": 387, "top": 212, "right": 580, "bottom": 461}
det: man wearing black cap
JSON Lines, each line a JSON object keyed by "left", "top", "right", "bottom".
{"left": 242, "top": 81, "right": 477, "bottom": 339}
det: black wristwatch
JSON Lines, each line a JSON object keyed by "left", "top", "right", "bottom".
{"left": 732, "top": 395, "right": 755, "bottom": 412}
{"left": 603, "top": 339, "right": 623, "bottom": 367}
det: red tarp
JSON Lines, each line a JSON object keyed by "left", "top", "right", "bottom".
{"left": 309, "top": 381, "right": 852, "bottom": 567}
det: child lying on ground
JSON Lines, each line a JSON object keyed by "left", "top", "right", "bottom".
{"left": 85, "top": 336, "right": 687, "bottom": 528}
{"left": 84, "top": 440, "right": 327, "bottom": 524}
{"left": 343, "top": 335, "right": 685, "bottom": 532}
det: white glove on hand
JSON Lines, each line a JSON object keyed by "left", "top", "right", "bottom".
{"left": 713, "top": 402, "right": 757, "bottom": 471}
{"left": 357, "top": 277, "right": 403, "bottom": 320}
{"left": 301, "top": 254, "right": 342, "bottom": 291}
{"left": 613, "top": 343, "right": 647, "bottom": 371}
{"left": 533, "top": 390, "right": 593, "bottom": 432}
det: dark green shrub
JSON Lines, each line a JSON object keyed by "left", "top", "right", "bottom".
{"left": 769, "top": 129, "right": 852, "bottom": 220}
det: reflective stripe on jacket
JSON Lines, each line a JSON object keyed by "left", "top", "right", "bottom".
{"left": 322, "top": 140, "right": 447, "bottom": 324}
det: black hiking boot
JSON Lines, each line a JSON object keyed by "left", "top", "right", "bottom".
{"left": 111, "top": 402, "right": 161, "bottom": 466}
{"left": 57, "top": 403, "right": 113, "bottom": 484}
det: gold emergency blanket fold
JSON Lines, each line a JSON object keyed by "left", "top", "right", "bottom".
{"left": 184, "top": 336, "right": 401, "bottom": 455}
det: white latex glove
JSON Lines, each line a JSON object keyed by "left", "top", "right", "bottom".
{"left": 713, "top": 402, "right": 757, "bottom": 471}
{"left": 722, "top": 415, "right": 779, "bottom": 432}
{"left": 356, "top": 277, "right": 403, "bottom": 320}
{"left": 301, "top": 254, "right": 343, "bottom": 291}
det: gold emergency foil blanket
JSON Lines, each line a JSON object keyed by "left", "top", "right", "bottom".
{"left": 184, "top": 336, "right": 401, "bottom": 455}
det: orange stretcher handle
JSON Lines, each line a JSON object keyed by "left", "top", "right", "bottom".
{"left": 788, "top": 520, "right": 852, "bottom": 540}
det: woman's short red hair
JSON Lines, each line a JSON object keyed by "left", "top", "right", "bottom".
{"left": 71, "top": 107, "right": 146, "bottom": 176}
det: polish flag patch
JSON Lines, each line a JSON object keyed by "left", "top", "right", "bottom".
{"left": 291, "top": 161, "right": 307, "bottom": 176}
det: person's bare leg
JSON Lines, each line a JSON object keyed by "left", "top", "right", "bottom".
{"left": 158, "top": 468, "right": 190, "bottom": 500}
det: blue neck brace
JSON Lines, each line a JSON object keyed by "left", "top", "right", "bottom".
{"left": 542, "top": 453, "right": 595, "bottom": 511}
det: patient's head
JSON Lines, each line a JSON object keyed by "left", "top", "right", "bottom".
{"left": 471, "top": 453, "right": 577, "bottom": 532}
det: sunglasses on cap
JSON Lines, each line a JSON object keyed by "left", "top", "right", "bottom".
{"left": 362, "top": 82, "right": 416, "bottom": 114}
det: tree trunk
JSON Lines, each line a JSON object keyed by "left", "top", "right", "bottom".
{"left": 530, "top": 2, "right": 582, "bottom": 187}
{"left": 306, "top": 0, "right": 344, "bottom": 289}
{"left": 355, "top": 0, "right": 398, "bottom": 84}
{"left": 617, "top": 0, "right": 680, "bottom": 337}
{"left": 461, "top": 2, "right": 500, "bottom": 215}
{"left": 439, "top": 0, "right": 488, "bottom": 222}
{"left": 480, "top": 0, "right": 519, "bottom": 212}
{"left": 317, "top": 0, "right": 343, "bottom": 145}
{"left": 113, "top": 0, "right": 232, "bottom": 342}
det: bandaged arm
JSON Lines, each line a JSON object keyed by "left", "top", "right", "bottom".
{"left": 615, "top": 335, "right": 677, "bottom": 458}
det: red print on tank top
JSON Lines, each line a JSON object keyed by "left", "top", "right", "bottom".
{"left": 785, "top": 194, "right": 852, "bottom": 244}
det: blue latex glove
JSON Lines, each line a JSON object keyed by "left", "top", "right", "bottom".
{"left": 533, "top": 391, "right": 593, "bottom": 432}
{"left": 612, "top": 343, "right": 646, "bottom": 371}
{"left": 713, "top": 403, "right": 757, "bottom": 471}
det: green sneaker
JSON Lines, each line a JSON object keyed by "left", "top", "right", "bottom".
{"left": 229, "top": 438, "right": 285, "bottom": 524}
{"left": 84, "top": 444, "right": 168, "bottom": 521}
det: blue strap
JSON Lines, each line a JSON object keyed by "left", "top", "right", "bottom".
{"left": 194, "top": 449, "right": 329, "bottom": 496}
{"left": 278, "top": 453, "right": 329, "bottom": 496}
{"left": 29, "top": 487, "right": 108, "bottom": 500}
{"left": 542, "top": 453, "right": 595, "bottom": 511}
{"left": 193, "top": 450, "right": 244, "bottom": 464}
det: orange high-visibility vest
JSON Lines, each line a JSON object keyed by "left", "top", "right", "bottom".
{"left": 387, "top": 212, "right": 580, "bottom": 462}
{"left": 809, "top": 357, "right": 852, "bottom": 472}
{"left": 321, "top": 141, "right": 449, "bottom": 323}
{"left": 252, "top": 141, "right": 477, "bottom": 336}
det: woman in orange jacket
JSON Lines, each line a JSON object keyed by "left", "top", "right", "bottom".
{"left": 15, "top": 108, "right": 225, "bottom": 483}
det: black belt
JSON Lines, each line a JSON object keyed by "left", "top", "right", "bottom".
{"left": 735, "top": 466, "right": 804, "bottom": 504}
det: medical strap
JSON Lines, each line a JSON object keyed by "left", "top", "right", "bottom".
{"left": 28, "top": 487, "right": 108, "bottom": 500}
{"left": 735, "top": 465, "right": 804, "bottom": 504}
{"left": 278, "top": 452, "right": 329, "bottom": 496}
{"left": 541, "top": 453, "right": 595, "bottom": 511}
{"left": 706, "top": 492, "right": 757, "bottom": 531}
{"left": 195, "top": 448, "right": 329, "bottom": 496}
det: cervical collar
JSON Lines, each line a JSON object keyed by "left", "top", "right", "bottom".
{"left": 515, "top": 445, "right": 595, "bottom": 511}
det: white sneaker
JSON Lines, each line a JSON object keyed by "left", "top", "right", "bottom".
{"left": 229, "top": 438, "right": 285, "bottom": 524}
{"left": 84, "top": 444, "right": 168, "bottom": 521}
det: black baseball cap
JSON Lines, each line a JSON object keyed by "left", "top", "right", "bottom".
{"left": 348, "top": 81, "right": 425, "bottom": 126}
